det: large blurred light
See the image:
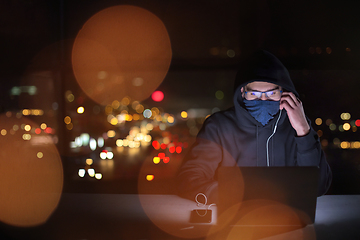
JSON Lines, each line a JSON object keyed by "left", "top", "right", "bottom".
{"left": 72, "top": 5, "right": 172, "bottom": 105}
{"left": 0, "top": 113, "right": 63, "bottom": 227}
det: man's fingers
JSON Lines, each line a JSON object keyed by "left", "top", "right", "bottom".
{"left": 281, "top": 92, "right": 301, "bottom": 109}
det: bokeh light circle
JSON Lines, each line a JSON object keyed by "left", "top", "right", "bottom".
{"left": 72, "top": 5, "right": 172, "bottom": 105}
{"left": 151, "top": 90, "right": 164, "bottom": 102}
{"left": 0, "top": 113, "right": 63, "bottom": 227}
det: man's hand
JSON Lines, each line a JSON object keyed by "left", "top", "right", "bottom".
{"left": 280, "top": 92, "right": 310, "bottom": 137}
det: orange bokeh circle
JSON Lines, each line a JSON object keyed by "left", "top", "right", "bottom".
{"left": 0, "top": 113, "right": 63, "bottom": 227}
{"left": 72, "top": 5, "right": 172, "bottom": 105}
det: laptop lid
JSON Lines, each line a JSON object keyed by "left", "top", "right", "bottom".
{"left": 217, "top": 166, "right": 319, "bottom": 227}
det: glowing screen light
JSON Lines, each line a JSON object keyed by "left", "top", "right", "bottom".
{"left": 151, "top": 90, "right": 164, "bottom": 102}
{"left": 72, "top": 5, "right": 172, "bottom": 105}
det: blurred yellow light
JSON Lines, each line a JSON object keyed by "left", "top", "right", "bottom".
{"left": 64, "top": 116, "right": 71, "bottom": 124}
{"left": 341, "top": 112, "right": 351, "bottom": 120}
{"left": 144, "top": 135, "right": 152, "bottom": 142}
{"left": 77, "top": 106, "right": 85, "bottom": 114}
{"left": 123, "top": 139, "right": 129, "bottom": 147}
{"left": 181, "top": 111, "right": 188, "bottom": 119}
{"left": 121, "top": 110, "right": 129, "bottom": 115}
{"left": 32, "top": 109, "right": 42, "bottom": 116}
{"left": 66, "top": 123, "right": 73, "bottom": 130}
{"left": 167, "top": 115, "right": 174, "bottom": 124}
{"left": 317, "top": 130, "right": 323, "bottom": 137}
{"left": 13, "top": 125, "right": 19, "bottom": 131}
{"left": 95, "top": 173, "right": 102, "bottom": 180}
{"left": 1, "top": 129, "right": 7, "bottom": 136}
{"left": 135, "top": 104, "right": 144, "bottom": 113}
{"left": 133, "top": 114, "right": 140, "bottom": 121}
{"left": 146, "top": 123, "right": 154, "bottom": 131}
{"left": 163, "top": 137, "right": 170, "bottom": 144}
{"left": 24, "top": 125, "right": 31, "bottom": 132}
{"left": 132, "top": 101, "right": 140, "bottom": 109}
{"left": 151, "top": 107, "right": 160, "bottom": 116}
{"left": 343, "top": 123, "right": 351, "bottom": 131}
{"left": 121, "top": 97, "right": 130, "bottom": 106}
{"left": 107, "top": 130, "right": 116, "bottom": 138}
{"left": 116, "top": 139, "right": 123, "bottom": 147}
{"left": 125, "top": 114, "right": 133, "bottom": 121}
{"left": 66, "top": 93, "right": 75, "bottom": 102}
{"left": 105, "top": 105, "right": 113, "bottom": 115}
{"left": 40, "top": 123, "right": 47, "bottom": 130}
{"left": 340, "top": 141, "right": 350, "bottom": 149}
{"left": 155, "top": 115, "right": 162, "bottom": 122}
{"left": 351, "top": 141, "right": 360, "bottom": 149}
{"left": 146, "top": 175, "right": 154, "bottom": 181}
{"left": 22, "top": 134, "right": 31, "bottom": 141}
{"left": 315, "top": 118, "right": 322, "bottom": 126}
{"left": 37, "top": 152, "right": 44, "bottom": 159}
{"left": 110, "top": 117, "right": 118, "bottom": 125}
{"left": 112, "top": 100, "right": 120, "bottom": 109}
{"left": 86, "top": 158, "right": 93, "bottom": 165}
{"left": 22, "top": 109, "right": 30, "bottom": 115}
{"left": 153, "top": 157, "right": 160, "bottom": 164}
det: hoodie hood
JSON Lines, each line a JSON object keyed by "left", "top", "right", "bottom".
{"left": 233, "top": 50, "right": 298, "bottom": 97}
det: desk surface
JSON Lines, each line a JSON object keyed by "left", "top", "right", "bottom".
{"left": 1, "top": 194, "right": 360, "bottom": 240}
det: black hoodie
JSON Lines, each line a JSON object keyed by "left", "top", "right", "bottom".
{"left": 176, "top": 50, "right": 332, "bottom": 203}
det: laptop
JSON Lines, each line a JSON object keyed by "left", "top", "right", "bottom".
{"left": 217, "top": 166, "right": 319, "bottom": 230}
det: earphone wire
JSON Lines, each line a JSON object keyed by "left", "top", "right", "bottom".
{"left": 195, "top": 193, "right": 216, "bottom": 217}
{"left": 266, "top": 109, "right": 282, "bottom": 167}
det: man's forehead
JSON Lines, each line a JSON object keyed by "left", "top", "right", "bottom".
{"left": 245, "top": 81, "right": 280, "bottom": 90}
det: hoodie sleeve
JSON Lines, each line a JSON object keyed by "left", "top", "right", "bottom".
{"left": 294, "top": 118, "right": 332, "bottom": 196}
{"left": 176, "top": 117, "right": 222, "bottom": 204}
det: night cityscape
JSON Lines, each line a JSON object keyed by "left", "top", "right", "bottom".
{"left": 1, "top": 1, "right": 360, "bottom": 239}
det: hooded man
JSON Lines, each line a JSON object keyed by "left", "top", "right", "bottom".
{"left": 176, "top": 50, "right": 332, "bottom": 203}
